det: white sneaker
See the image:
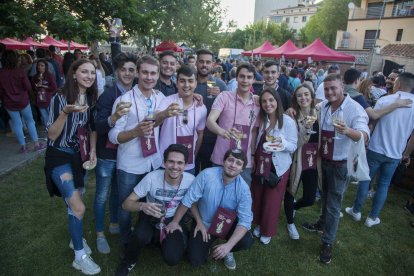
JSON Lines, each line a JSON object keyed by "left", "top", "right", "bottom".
{"left": 365, "top": 217, "right": 381, "bottom": 227}
{"left": 260, "top": 236, "right": 271, "bottom": 245}
{"left": 69, "top": 238, "right": 92, "bottom": 255}
{"left": 224, "top": 252, "right": 236, "bottom": 270}
{"left": 287, "top": 223, "right": 300, "bottom": 240}
{"left": 253, "top": 226, "right": 261, "bottom": 238}
{"left": 72, "top": 254, "right": 101, "bottom": 275}
{"left": 345, "top": 207, "right": 362, "bottom": 221}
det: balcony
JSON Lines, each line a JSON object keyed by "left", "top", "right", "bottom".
{"left": 350, "top": 7, "right": 414, "bottom": 20}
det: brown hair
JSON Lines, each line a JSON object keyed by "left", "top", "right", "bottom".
{"left": 358, "top": 79, "right": 373, "bottom": 101}
{"left": 60, "top": 59, "right": 98, "bottom": 106}
{"left": 291, "top": 83, "right": 315, "bottom": 121}
{"left": 259, "top": 87, "right": 284, "bottom": 130}
{"left": 137, "top": 55, "right": 160, "bottom": 72}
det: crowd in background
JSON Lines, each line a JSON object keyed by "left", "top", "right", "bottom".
{"left": 1, "top": 33, "right": 414, "bottom": 276}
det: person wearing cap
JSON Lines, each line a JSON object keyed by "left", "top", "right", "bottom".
{"left": 154, "top": 50, "right": 178, "bottom": 97}
{"left": 165, "top": 149, "right": 254, "bottom": 271}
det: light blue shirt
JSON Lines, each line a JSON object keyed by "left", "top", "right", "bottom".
{"left": 181, "top": 167, "right": 253, "bottom": 230}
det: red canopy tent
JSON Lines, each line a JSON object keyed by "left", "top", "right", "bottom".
{"left": 242, "top": 41, "right": 276, "bottom": 56}
{"left": 155, "top": 41, "right": 183, "bottom": 52}
{"left": 61, "top": 40, "right": 89, "bottom": 50}
{"left": 0, "top": 38, "right": 31, "bottom": 50}
{"left": 286, "top": 38, "right": 355, "bottom": 62}
{"left": 22, "top": 37, "right": 49, "bottom": 48}
{"left": 42, "top": 36, "right": 68, "bottom": 49}
{"left": 261, "top": 39, "right": 299, "bottom": 58}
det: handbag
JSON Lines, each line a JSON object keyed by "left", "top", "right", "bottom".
{"left": 347, "top": 131, "right": 370, "bottom": 181}
{"left": 263, "top": 171, "right": 282, "bottom": 188}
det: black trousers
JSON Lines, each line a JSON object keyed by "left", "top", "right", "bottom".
{"left": 284, "top": 169, "right": 318, "bottom": 224}
{"left": 123, "top": 213, "right": 188, "bottom": 266}
{"left": 187, "top": 222, "right": 253, "bottom": 266}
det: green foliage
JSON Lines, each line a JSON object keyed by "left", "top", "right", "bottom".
{"left": 0, "top": 1, "right": 44, "bottom": 39}
{"left": 303, "top": 0, "right": 361, "bottom": 47}
{"left": 1, "top": 157, "right": 413, "bottom": 275}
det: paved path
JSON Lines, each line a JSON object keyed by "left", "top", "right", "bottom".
{"left": 0, "top": 131, "right": 47, "bottom": 177}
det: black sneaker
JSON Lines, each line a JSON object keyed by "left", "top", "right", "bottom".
{"left": 319, "top": 243, "right": 332, "bottom": 264}
{"left": 115, "top": 261, "right": 136, "bottom": 276}
{"left": 302, "top": 221, "right": 323, "bottom": 234}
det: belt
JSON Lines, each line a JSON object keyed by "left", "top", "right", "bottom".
{"left": 322, "top": 159, "right": 346, "bottom": 166}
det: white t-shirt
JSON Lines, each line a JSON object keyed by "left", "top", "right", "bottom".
{"left": 133, "top": 169, "right": 195, "bottom": 218}
{"left": 315, "top": 82, "right": 325, "bottom": 101}
{"left": 368, "top": 91, "right": 414, "bottom": 159}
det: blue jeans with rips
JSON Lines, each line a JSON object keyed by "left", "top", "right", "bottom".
{"left": 353, "top": 150, "right": 400, "bottom": 219}
{"left": 319, "top": 160, "right": 349, "bottom": 245}
{"left": 117, "top": 169, "right": 147, "bottom": 244}
{"left": 94, "top": 158, "right": 119, "bottom": 233}
{"left": 51, "top": 160, "right": 85, "bottom": 251}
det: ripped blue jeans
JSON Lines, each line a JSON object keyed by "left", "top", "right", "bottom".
{"left": 51, "top": 150, "right": 86, "bottom": 251}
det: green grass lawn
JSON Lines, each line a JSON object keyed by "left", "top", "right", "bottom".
{"left": 1, "top": 156, "right": 413, "bottom": 275}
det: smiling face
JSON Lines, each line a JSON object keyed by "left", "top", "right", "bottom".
{"left": 236, "top": 68, "right": 255, "bottom": 94}
{"left": 263, "top": 65, "right": 279, "bottom": 87}
{"left": 295, "top": 86, "right": 313, "bottom": 108}
{"left": 324, "top": 79, "right": 344, "bottom": 105}
{"left": 196, "top": 54, "right": 213, "bottom": 77}
{"left": 222, "top": 154, "right": 244, "bottom": 179}
{"left": 260, "top": 91, "right": 278, "bottom": 115}
{"left": 177, "top": 73, "right": 196, "bottom": 99}
{"left": 164, "top": 151, "right": 186, "bottom": 182}
{"left": 116, "top": 61, "right": 137, "bottom": 88}
{"left": 160, "top": 55, "right": 176, "bottom": 78}
{"left": 74, "top": 62, "right": 96, "bottom": 92}
{"left": 138, "top": 63, "right": 159, "bottom": 93}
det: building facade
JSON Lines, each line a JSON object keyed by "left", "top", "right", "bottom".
{"left": 335, "top": 0, "right": 414, "bottom": 72}
{"left": 254, "top": 0, "right": 298, "bottom": 22}
{"left": 267, "top": 1, "right": 320, "bottom": 32}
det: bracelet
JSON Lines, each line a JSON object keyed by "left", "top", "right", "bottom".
{"left": 62, "top": 109, "right": 69, "bottom": 115}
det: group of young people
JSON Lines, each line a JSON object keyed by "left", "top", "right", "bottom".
{"left": 41, "top": 31, "right": 414, "bottom": 275}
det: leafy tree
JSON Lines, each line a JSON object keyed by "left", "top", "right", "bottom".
{"left": 0, "top": 1, "right": 44, "bottom": 39}
{"left": 303, "top": 0, "right": 361, "bottom": 47}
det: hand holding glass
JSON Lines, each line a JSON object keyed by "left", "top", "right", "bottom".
{"left": 332, "top": 110, "right": 344, "bottom": 139}
{"left": 306, "top": 109, "right": 317, "bottom": 134}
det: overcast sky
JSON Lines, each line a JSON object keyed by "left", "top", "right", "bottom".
{"left": 220, "top": 0, "right": 255, "bottom": 29}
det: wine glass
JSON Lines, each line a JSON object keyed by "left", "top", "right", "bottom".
{"left": 332, "top": 110, "right": 344, "bottom": 140}
{"left": 76, "top": 93, "right": 87, "bottom": 108}
{"left": 209, "top": 248, "right": 220, "bottom": 273}
{"left": 207, "top": 80, "right": 216, "bottom": 98}
{"left": 155, "top": 203, "right": 166, "bottom": 230}
{"left": 306, "top": 108, "right": 317, "bottom": 135}
{"left": 119, "top": 93, "right": 132, "bottom": 119}
{"left": 232, "top": 125, "right": 243, "bottom": 153}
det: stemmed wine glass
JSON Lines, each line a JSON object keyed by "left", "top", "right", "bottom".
{"left": 332, "top": 109, "right": 344, "bottom": 140}
{"left": 207, "top": 80, "right": 216, "bottom": 98}
{"left": 232, "top": 125, "right": 243, "bottom": 153}
{"left": 306, "top": 108, "right": 317, "bottom": 135}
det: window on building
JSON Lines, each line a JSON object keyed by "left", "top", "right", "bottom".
{"left": 286, "top": 17, "right": 290, "bottom": 23}
{"left": 363, "top": 30, "right": 380, "bottom": 49}
{"left": 393, "top": 0, "right": 414, "bottom": 16}
{"left": 294, "top": 16, "right": 299, "bottom": 23}
{"left": 367, "top": 2, "right": 385, "bottom": 18}
{"left": 302, "top": 16, "right": 307, "bottom": 22}
{"left": 396, "top": 29, "right": 403, "bottom": 41}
